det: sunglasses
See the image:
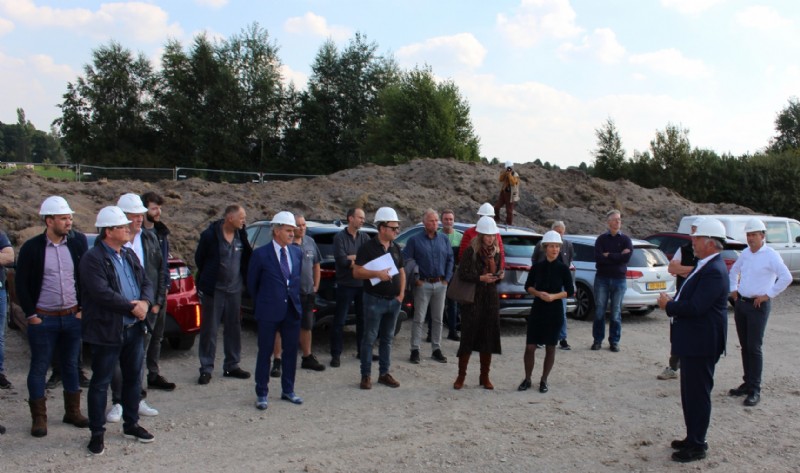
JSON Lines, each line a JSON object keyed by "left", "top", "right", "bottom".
{"left": 385, "top": 225, "right": 401, "bottom": 232}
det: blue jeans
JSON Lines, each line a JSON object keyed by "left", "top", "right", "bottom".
{"left": 26, "top": 313, "right": 82, "bottom": 400}
{"left": 593, "top": 276, "right": 626, "bottom": 344}
{"left": 330, "top": 285, "right": 363, "bottom": 358}
{"left": 445, "top": 297, "right": 459, "bottom": 335}
{"left": 361, "top": 292, "right": 400, "bottom": 377}
{"left": 88, "top": 323, "right": 144, "bottom": 434}
{"left": 0, "top": 289, "right": 6, "bottom": 374}
{"left": 559, "top": 298, "right": 567, "bottom": 341}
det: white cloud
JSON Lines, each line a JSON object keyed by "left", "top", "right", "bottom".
{"left": 397, "top": 33, "right": 487, "bottom": 72}
{"left": 558, "top": 28, "right": 626, "bottom": 64}
{"left": 660, "top": 0, "right": 727, "bottom": 16}
{"left": 280, "top": 64, "right": 308, "bottom": 89}
{"left": 735, "top": 6, "right": 792, "bottom": 31}
{"left": 195, "top": 0, "right": 229, "bottom": 8}
{"left": 0, "top": 15, "right": 13, "bottom": 35}
{"left": 0, "top": 0, "right": 183, "bottom": 43}
{"left": 284, "top": 12, "right": 350, "bottom": 41}
{"left": 629, "top": 48, "right": 711, "bottom": 79}
{"left": 496, "top": 0, "right": 583, "bottom": 48}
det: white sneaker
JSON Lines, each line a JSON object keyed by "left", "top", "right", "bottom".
{"left": 106, "top": 403, "right": 122, "bottom": 423}
{"left": 657, "top": 367, "right": 678, "bottom": 380}
{"left": 138, "top": 399, "right": 159, "bottom": 416}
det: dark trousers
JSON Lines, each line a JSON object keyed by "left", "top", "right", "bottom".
{"left": 330, "top": 285, "right": 363, "bottom": 358}
{"left": 494, "top": 191, "right": 514, "bottom": 225}
{"left": 88, "top": 323, "right": 144, "bottom": 434}
{"left": 198, "top": 290, "right": 242, "bottom": 374}
{"left": 255, "top": 311, "right": 300, "bottom": 398}
{"left": 734, "top": 299, "right": 770, "bottom": 393}
{"left": 680, "top": 355, "right": 718, "bottom": 447}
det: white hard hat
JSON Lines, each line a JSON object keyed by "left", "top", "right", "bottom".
{"left": 541, "top": 230, "right": 562, "bottom": 245}
{"left": 477, "top": 202, "right": 494, "bottom": 216}
{"left": 692, "top": 216, "right": 706, "bottom": 228}
{"left": 95, "top": 206, "right": 131, "bottom": 228}
{"left": 39, "top": 196, "right": 74, "bottom": 216}
{"left": 693, "top": 218, "right": 726, "bottom": 240}
{"left": 374, "top": 207, "right": 399, "bottom": 224}
{"left": 505, "top": 161, "right": 513, "bottom": 168}
{"left": 475, "top": 216, "right": 498, "bottom": 235}
{"left": 116, "top": 193, "right": 147, "bottom": 214}
{"left": 744, "top": 217, "right": 766, "bottom": 233}
{"left": 271, "top": 211, "right": 297, "bottom": 227}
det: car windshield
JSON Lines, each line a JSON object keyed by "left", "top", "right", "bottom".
{"left": 629, "top": 247, "right": 669, "bottom": 267}
{"left": 502, "top": 235, "right": 539, "bottom": 258}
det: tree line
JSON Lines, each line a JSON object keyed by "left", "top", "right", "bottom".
{"left": 50, "top": 23, "right": 480, "bottom": 174}
{"left": 591, "top": 98, "right": 800, "bottom": 220}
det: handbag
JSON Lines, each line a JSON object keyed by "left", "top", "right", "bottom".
{"left": 447, "top": 270, "right": 475, "bottom": 304}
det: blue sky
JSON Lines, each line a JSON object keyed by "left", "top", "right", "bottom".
{"left": 1, "top": 0, "right": 798, "bottom": 168}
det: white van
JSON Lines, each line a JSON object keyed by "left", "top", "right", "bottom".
{"left": 677, "top": 214, "right": 800, "bottom": 280}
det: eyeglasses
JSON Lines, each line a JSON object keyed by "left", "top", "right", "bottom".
{"left": 385, "top": 226, "right": 401, "bottom": 232}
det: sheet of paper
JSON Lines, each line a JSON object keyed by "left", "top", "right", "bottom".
{"left": 363, "top": 252, "right": 399, "bottom": 285}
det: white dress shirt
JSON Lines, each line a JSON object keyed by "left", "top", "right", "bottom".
{"left": 728, "top": 243, "right": 791, "bottom": 298}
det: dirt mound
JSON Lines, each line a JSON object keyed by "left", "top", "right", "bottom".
{"left": 0, "top": 160, "right": 753, "bottom": 266}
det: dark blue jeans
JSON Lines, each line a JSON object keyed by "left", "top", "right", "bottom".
{"left": 360, "top": 292, "right": 400, "bottom": 377}
{"left": 26, "top": 313, "right": 82, "bottom": 400}
{"left": 0, "top": 289, "right": 6, "bottom": 374}
{"left": 592, "top": 276, "right": 626, "bottom": 344}
{"left": 330, "top": 285, "right": 363, "bottom": 358}
{"left": 734, "top": 299, "right": 770, "bottom": 393}
{"left": 88, "top": 323, "right": 144, "bottom": 434}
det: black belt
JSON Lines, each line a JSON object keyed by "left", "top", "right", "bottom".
{"left": 35, "top": 305, "right": 78, "bottom": 316}
{"left": 366, "top": 292, "right": 397, "bottom": 300}
{"left": 739, "top": 296, "right": 756, "bottom": 303}
{"left": 421, "top": 277, "right": 445, "bottom": 283}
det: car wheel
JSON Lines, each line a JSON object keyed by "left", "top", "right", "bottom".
{"left": 168, "top": 335, "right": 196, "bottom": 351}
{"left": 573, "top": 283, "right": 594, "bottom": 320}
{"left": 628, "top": 307, "right": 654, "bottom": 316}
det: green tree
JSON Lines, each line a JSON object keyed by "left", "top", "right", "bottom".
{"left": 769, "top": 97, "right": 800, "bottom": 153}
{"left": 363, "top": 66, "right": 480, "bottom": 164}
{"left": 650, "top": 123, "right": 692, "bottom": 194}
{"left": 592, "top": 118, "right": 625, "bottom": 179}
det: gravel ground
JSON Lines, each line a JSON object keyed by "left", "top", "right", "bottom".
{"left": 1, "top": 286, "right": 799, "bottom": 472}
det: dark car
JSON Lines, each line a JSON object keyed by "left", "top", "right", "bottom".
{"left": 242, "top": 220, "right": 405, "bottom": 333}
{"left": 394, "top": 222, "right": 575, "bottom": 318}
{"left": 644, "top": 232, "right": 746, "bottom": 272}
{"left": 8, "top": 234, "right": 201, "bottom": 350}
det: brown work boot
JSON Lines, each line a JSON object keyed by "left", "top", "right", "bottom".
{"left": 29, "top": 397, "right": 48, "bottom": 437}
{"left": 63, "top": 390, "right": 89, "bottom": 428}
{"left": 377, "top": 373, "right": 400, "bottom": 388}
{"left": 478, "top": 353, "right": 494, "bottom": 390}
{"left": 360, "top": 376, "right": 372, "bottom": 390}
{"left": 454, "top": 353, "right": 471, "bottom": 390}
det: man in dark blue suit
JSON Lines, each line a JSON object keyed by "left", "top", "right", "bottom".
{"left": 658, "top": 218, "right": 729, "bottom": 463}
{"left": 247, "top": 211, "right": 304, "bottom": 410}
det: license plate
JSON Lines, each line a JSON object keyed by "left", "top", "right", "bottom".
{"left": 646, "top": 281, "right": 667, "bottom": 291}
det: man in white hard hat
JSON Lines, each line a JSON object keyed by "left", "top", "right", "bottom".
{"left": 658, "top": 217, "right": 704, "bottom": 380}
{"left": 81, "top": 206, "right": 155, "bottom": 455}
{"left": 247, "top": 211, "right": 304, "bottom": 410}
{"left": 353, "top": 207, "right": 406, "bottom": 389}
{"left": 657, "top": 217, "right": 729, "bottom": 463}
{"left": 494, "top": 161, "right": 520, "bottom": 225}
{"left": 104, "top": 193, "right": 167, "bottom": 423}
{"left": 727, "top": 217, "right": 791, "bottom": 407}
{"left": 458, "top": 202, "right": 506, "bottom": 268}
{"left": 195, "top": 205, "right": 252, "bottom": 385}
{"left": 15, "top": 196, "right": 89, "bottom": 438}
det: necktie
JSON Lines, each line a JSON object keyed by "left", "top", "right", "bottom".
{"left": 280, "top": 247, "right": 291, "bottom": 280}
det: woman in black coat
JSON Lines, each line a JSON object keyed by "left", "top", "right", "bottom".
{"left": 519, "top": 231, "right": 574, "bottom": 393}
{"left": 454, "top": 217, "right": 503, "bottom": 390}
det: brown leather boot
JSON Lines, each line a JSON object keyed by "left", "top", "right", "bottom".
{"left": 63, "top": 390, "right": 89, "bottom": 428}
{"left": 454, "top": 353, "right": 471, "bottom": 390}
{"left": 478, "top": 353, "right": 494, "bottom": 390}
{"left": 29, "top": 397, "right": 47, "bottom": 437}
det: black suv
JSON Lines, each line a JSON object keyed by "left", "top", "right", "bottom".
{"left": 242, "top": 220, "right": 405, "bottom": 333}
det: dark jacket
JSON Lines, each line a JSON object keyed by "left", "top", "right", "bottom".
{"left": 15, "top": 231, "right": 89, "bottom": 317}
{"left": 80, "top": 243, "right": 154, "bottom": 346}
{"left": 147, "top": 220, "right": 171, "bottom": 296}
{"left": 247, "top": 243, "right": 303, "bottom": 322}
{"left": 666, "top": 254, "right": 728, "bottom": 358}
{"left": 139, "top": 229, "right": 167, "bottom": 308}
{"left": 594, "top": 231, "right": 633, "bottom": 279}
{"left": 194, "top": 219, "right": 253, "bottom": 295}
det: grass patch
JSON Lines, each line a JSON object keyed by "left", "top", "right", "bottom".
{"left": 0, "top": 165, "right": 77, "bottom": 180}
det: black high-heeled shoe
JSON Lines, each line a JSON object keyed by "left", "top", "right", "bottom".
{"left": 539, "top": 380, "right": 549, "bottom": 393}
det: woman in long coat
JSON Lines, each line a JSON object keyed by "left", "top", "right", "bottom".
{"left": 454, "top": 217, "right": 502, "bottom": 390}
{"left": 518, "top": 231, "right": 574, "bottom": 393}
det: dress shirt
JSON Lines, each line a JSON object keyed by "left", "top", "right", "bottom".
{"left": 37, "top": 235, "right": 78, "bottom": 311}
{"left": 272, "top": 240, "right": 292, "bottom": 273}
{"left": 728, "top": 243, "right": 792, "bottom": 298}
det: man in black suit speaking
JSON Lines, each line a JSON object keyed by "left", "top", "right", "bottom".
{"left": 657, "top": 218, "right": 729, "bottom": 463}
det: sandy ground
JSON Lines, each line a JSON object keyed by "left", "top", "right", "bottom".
{"left": 1, "top": 287, "right": 799, "bottom": 473}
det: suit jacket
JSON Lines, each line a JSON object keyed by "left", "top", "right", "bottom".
{"left": 666, "top": 253, "right": 728, "bottom": 358}
{"left": 247, "top": 242, "right": 302, "bottom": 322}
